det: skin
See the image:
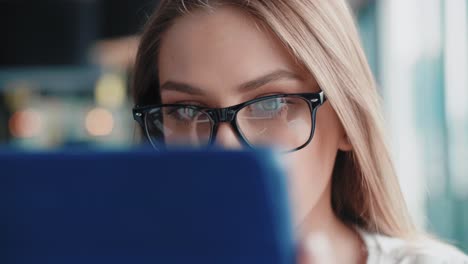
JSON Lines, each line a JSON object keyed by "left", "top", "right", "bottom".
{"left": 158, "top": 6, "right": 366, "bottom": 264}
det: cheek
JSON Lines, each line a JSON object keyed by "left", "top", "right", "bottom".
{"left": 282, "top": 106, "right": 341, "bottom": 225}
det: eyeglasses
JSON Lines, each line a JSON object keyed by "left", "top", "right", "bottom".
{"left": 133, "top": 92, "right": 326, "bottom": 153}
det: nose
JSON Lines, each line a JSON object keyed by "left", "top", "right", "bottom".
{"left": 213, "top": 123, "right": 243, "bottom": 150}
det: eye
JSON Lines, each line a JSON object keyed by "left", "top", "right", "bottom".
{"left": 167, "top": 107, "right": 199, "bottom": 121}
{"left": 251, "top": 98, "right": 288, "bottom": 113}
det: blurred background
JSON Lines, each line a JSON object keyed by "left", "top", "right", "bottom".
{"left": 0, "top": 0, "right": 467, "bottom": 252}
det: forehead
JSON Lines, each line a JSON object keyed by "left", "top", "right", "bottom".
{"left": 157, "top": 6, "right": 306, "bottom": 89}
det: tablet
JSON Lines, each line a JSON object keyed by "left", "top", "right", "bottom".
{"left": 0, "top": 149, "right": 295, "bottom": 264}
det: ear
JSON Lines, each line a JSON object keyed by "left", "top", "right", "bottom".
{"left": 338, "top": 133, "right": 353, "bottom": 152}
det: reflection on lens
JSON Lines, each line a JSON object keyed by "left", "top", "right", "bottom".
{"left": 144, "top": 106, "right": 212, "bottom": 149}
{"left": 236, "top": 96, "right": 312, "bottom": 151}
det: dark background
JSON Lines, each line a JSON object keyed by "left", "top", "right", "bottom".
{"left": 1, "top": 0, "right": 157, "bottom": 66}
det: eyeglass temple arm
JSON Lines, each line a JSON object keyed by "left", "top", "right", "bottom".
{"left": 320, "top": 92, "right": 327, "bottom": 104}
{"left": 133, "top": 108, "right": 144, "bottom": 125}
{"left": 309, "top": 91, "right": 326, "bottom": 106}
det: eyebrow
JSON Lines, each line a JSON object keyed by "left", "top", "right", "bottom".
{"left": 160, "top": 82, "right": 205, "bottom": 95}
{"left": 159, "top": 69, "right": 302, "bottom": 95}
{"left": 238, "top": 69, "right": 303, "bottom": 92}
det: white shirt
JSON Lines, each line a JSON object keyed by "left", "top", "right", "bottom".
{"left": 357, "top": 228, "right": 468, "bottom": 264}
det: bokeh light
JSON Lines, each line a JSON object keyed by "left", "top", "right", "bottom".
{"left": 94, "top": 73, "right": 126, "bottom": 108}
{"left": 85, "top": 108, "right": 114, "bottom": 137}
{"left": 9, "top": 109, "right": 43, "bottom": 138}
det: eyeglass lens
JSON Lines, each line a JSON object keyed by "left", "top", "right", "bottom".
{"left": 143, "top": 96, "right": 312, "bottom": 151}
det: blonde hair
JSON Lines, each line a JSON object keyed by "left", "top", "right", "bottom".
{"left": 133, "top": 0, "right": 417, "bottom": 238}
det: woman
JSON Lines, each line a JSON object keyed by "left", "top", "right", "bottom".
{"left": 132, "top": 0, "right": 468, "bottom": 263}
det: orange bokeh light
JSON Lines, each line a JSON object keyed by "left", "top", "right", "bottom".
{"left": 85, "top": 108, "right": 114, "bottom": 136}
{"left": 9, "top": 109, "right": 43, "bottom": 138}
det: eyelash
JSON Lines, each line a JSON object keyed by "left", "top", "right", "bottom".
{"left": 164, "top": 90, "right": 293, "bottom": 106}
{"left": 254, "top": 91, "right": 284, "bottom": 99}
{"left": 165, "top": 100, "right": 206, "bottom": 106}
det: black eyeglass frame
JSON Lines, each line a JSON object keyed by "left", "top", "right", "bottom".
{"left": 133, "top": 91, "right": 327, "bottom": 153}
